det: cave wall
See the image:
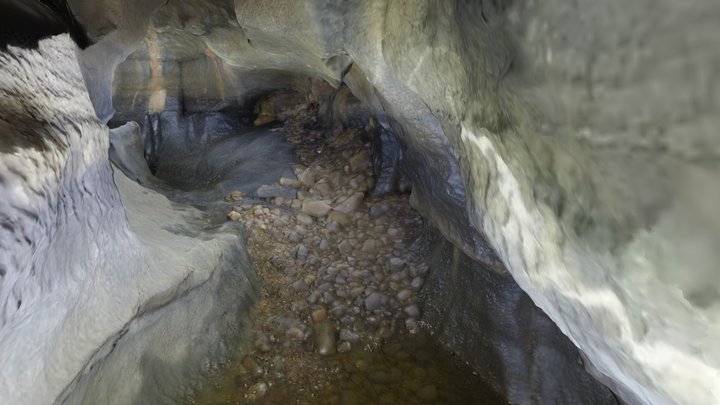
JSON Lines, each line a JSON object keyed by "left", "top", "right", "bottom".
{"left": 418, "top": 226, "right": 616, "bottom": 404}
{"left": 0, "top": 37, "right": 259, "bottom": 404}
{"left": 87, "top": 0, "right": 720, "bottom": 403}
{"left": 104, "top": 2, "right": 715, "bottom": 403}
{"left": 0, "top": 0, "right": 718, "bottom": 404}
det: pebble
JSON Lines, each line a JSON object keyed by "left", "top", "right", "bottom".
{"left": 326, "top": 221, "right": 342, "bottom": 233}
{"left": 288, "top": 231, "right": 301, "bottom": 243}
{"left": 301, "top": 199, "right": 331, "bottom": 217}
{"left": 296, "top": 212, "right": 314, "bottom": 225}
{"left": 349, "top": 150, "right": 371, "bottom": 171}
{"left": 230, "top": 190, "right": 245, "bottom": 201}
{"left": 328, "top": 210, "right": 352, "bottom": 227}
{"left": 286, "top": 325, "right": 306, "bottom": 341}
{"left": 337, "top": 240, "right": 353, "bottom": 254}
{"left": 241, "top": 356, "right": 264, "bottom": 377}
{"left": 254, "top": 332, "right": 271, "bottom": 352}
{"left": 404, "top": 304, "right": 420, "bottom": 318}
{"left": 368, "top": 205, "right": 385, "bottom": 220}
{"left": 405, "top": 318, "right": 420, "bottom": 335}
{"left": 333, "top": 192, "right": 364, "bottom": 214}
{"left": 378, "top": 326, "right": 394, "bottom": 339}
{"left": 322, "top": 291, "right": 337, "bottom": 304}
{"left": 292, "top": 279, "right": 309, "bottom": 291}
{"left": 311, "top": 308, "right": 328, "bottom": 322}
{"left": 296, "top": 244, "right": 309, "bottom": 259}
{"left": 361, "top": 239, "right": 377, "bottom": 252}
{"left": 227, "top": 211, "right": 242, "bottom": 221}
{"left": 319, "top": 239, "right": 329, "bottom": 250}
{"left": 340, "top": 315, "right": 355, "bottom": 326}
{"left": 364, "top": 292, "right": 384, "bottom": 311}
{"left": 298, "top": 168, "right": 316, "bottom": 187}
{"left": 312, "top": 181, "right": 333, "bottom": 198}
{"left": 390, "top": 270, "right": 407, "bottom": 282}
{"left": 307, "top": 290, "right": 321, "bottom": 304}
{"left": 388, "top": 257, "right": 405, "bottom": 271}
{"left": 313, "top": 321, "right": 337, "bottom": 356}
{"left": 270, "top": 356, "right": 285, "bottom": 378}
{"left": 339, "top": 328, "right": 360, "bottom": 343}
{"left": 329, "top": 304, "right": 346, "bottom": 318}
{"left": 337, "top": 341, "right": 352, "bottom": 353}
{"left": 245, "top": 382, "right": 269, "bottom": 400}
{"left": 279, "top": 176, "right": 299, "bottom": 187}
{"left": 349, "top": 176, "right": 362, "bottom": 189}
{"left": 396, "top": 289, "right": 412, "bottom": 302}
{"left": 410, "top": 276, "right": 424, "bottom": 291}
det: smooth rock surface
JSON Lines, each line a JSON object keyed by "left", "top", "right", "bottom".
{"left": 301, "top": 200, "right": 332, "bottom": 218}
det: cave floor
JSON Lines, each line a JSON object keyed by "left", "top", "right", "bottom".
{"left": 188, "top": 100, "right": 503, "bottom": 405}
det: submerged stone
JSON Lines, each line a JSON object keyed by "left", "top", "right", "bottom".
{"left": 257, "top": 184, "right": 297, "bottom": 199}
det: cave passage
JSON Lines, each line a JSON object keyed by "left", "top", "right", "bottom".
{"left": 170, "top": 91, "right": 507, "bottom": 404}
{"left": 1, "top": 1, "right": 718, "bottom": 405}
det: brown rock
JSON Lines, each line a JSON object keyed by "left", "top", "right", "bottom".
{"left": 312, "top": 308, "right": 328, "bottom": 322}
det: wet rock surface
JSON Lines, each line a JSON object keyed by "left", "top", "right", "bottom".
{"left": 418, "top": 229, "right": 618, "bottom": 404}
{"left": 190, "top": 97, "right": 502, "bottom": 404}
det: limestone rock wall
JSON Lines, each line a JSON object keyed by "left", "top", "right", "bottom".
{"left": 1, "top": 0, "right": 718, "bottom": 403}
{"left": 0, "top": 36, "right": 259, "bottom": 404}
{"left": 96, "top": 0, "right": 720, "bottom": 403}
{"left": 418, "top": 227, "right": 617, "bottom": 404}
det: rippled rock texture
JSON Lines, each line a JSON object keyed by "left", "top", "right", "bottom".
{"left": 1, "top": 0, "right": 719, "bottom": 404}
{"left": 0, "top": 36, "right": 259, "bottom": 404}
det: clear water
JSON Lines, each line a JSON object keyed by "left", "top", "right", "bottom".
{"left": 189, "top": 331, "right": 505, "bottom": 405}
